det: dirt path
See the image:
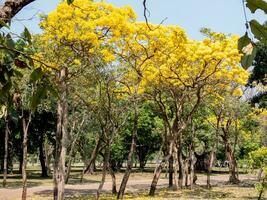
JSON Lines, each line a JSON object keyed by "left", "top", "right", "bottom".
{"left": 0, "top": 174, "right": 257, "bottom": 200}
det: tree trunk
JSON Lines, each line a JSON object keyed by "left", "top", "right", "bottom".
{"left": 226, "top": 145, "right": 239, "bottom": 184}
{"left": 110, "top": 167, "right": 117, "bottom": 195}
{"left": 53, "top": 67, "right": 68, "bottom": 200}
{"left": 65, "top": 152, "right": 75, "bottom": 184}
{"left": 189, "top": 146, "right": 195, "bottom": 189}
{"left": 3, "top": 116, "right": 9, "bottom": 187}
{"left": 21, "top": 114, "right": 31, "bottom": 200}
{"left": 207, "top": 150, "right": 215, "bottom": 188}
{"left": 65, "top": 138, "right": 78, "bottom": 184}
{"left": 44, "top": 140, "right": 51, "bottom": 174}
{"left": 172, "top": 146, "right": 178, "bottom": 190}
{"left": 222, "top": 132, "right": 239, "bottom": 184}
{"left": 149, "top": 138, "right": 175, "bottom": 196}
{"left": 82, "top": 137, "right": 102, "bottom": 176}
{"left": 39, "top": 133, "right": 48, "bottom": 178}
{"left": 168, "top": 155, "right": 173, "bottom": 188}
{"left": 184, "top": 159, "right": 189, "bottom": 187}
{"left": 117, "top": 105, "right": 138, "bottom": 200}
{"left": 177, "top": 134, "right": 184, "bottom": 189}
{"left": 149, "top": 154, "right": 171, "bottom": 196}
{"left": 96, "top": 146, "right": 110, "bottom": 200}
{"left": 257, "top": 168, "right": 263, "bottom": 181}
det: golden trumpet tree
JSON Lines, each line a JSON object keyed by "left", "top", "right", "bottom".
{"left": 140, "top": 32, "right": 249, "bottom": 194}
{"left": 39, "top": 1, "right": 137, "bottom": 199}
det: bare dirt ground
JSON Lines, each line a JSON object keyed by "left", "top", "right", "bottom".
{"left": 0, "top": 172, "right": 261, "bottom": 200}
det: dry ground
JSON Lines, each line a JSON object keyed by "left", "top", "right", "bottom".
{"left": 0, "top": 165, "right": 265, "bottom": 200}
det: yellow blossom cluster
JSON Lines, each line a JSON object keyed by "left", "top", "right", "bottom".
{"left": 40, "top": 0, "right": 136, "bottom": 66}
{"left": 39, "top": 0, "right": 249, "bottom": 99}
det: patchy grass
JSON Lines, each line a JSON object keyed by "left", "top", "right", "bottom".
{"left": 0, "top": 165, "right": 264, "bottom": 200}
{"left": 66, "top": 185, "right": 264, "bottom": 200}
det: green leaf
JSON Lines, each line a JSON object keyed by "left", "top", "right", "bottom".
{"left": 249, "top": 19, "right": 267, "bottom": 41}
{"left": 0, "top": 20, "right": 10, "bottom": 29}
{"left": 23, "top": 27, "right": 32, "bottom": 44}
{"left": 241, "top": 46, "right": 257, "bottom": 69}
{"left": 246, "top": 0, "right": 267, "bottom": 14}
{"left": 67, "top": 0, "right": 74, "bottom": 5}
{"left": 5, "top": 34, "right": 15, "bottom": 49}
{"left": 13, "top": 69, "right": 23, "bottom": 78}
{"left": 1, "top": 82, "right": 12, "bottom": 95}
{"left": 30, "top": 86, "right": 47, "bottom": 111}
{"left": 30, "top": 68, "right": 43, "bottom": 83}
{"left": 238, "top": 33, "right": 251, "bottom": 52}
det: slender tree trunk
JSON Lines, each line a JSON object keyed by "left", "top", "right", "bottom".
{"left": 44, "top": 140, "right": 51, "bottom": 174}
{"left": 53, "top": 67, "right": 68, "bottom": 200}
{"left": 226, "top": 144, "right": 239, "bottom": 184}
{"left": 3, "top": 116, "right": 9, "bottom": 187}
{"left": 65, "top": 152, "right": 75, "bottom": 184}
{"left": 149, "top": 141, "right": 174, "bottom": 196}
{"left": 207, "top": 149, "right": 215, "bottom": 188}
{"left": 82, "top": 137, "right": 102, "bottom": 176}
{"left": 65, "top": 138, "right": 77, "bottom": 184}
{"left": 184, "top": 159, "right": 189, "bottom": 187}
{"left": 80, "top": 162, "right": 86, "bottom": 183}
{"left": 117, "top": 105, "right": 138, "bottom": 200}
{"left": 189, "top": 146, "right": 195, "bottom": 189}
{"left": 258, "top": 177, "right": 265, "bottom": 200}
{"left": 21, "top": 114, "right": 31, "bottom": 200}
{"left": 149, "top": 155, "right": 170, "bottom": 196}
{"left": 222, "top": 132, "right": 239, "bottom": 184}
{"left": 173, "top": 146, "right": 178, "bottom": 190}
{"left": 110, "top": 167, "right": 117, "bottom": 195}
{"left": 96, "top": 146, "right": 110, "bottom": 200}
{"left": 168, "top": 155, "right": 173, "bottom": 188}
{"left": 177, "top": 134, "right": 184, "bottom": 189}
{"left": 39, "top": 133, "right": 48, "bottom": 178}
{"left": 257, "top": 168, "right": 263, "bottom": 181}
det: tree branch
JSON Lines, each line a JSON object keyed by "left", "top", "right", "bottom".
{"left": 0, "top": 0, "right": 36, "bottom": 28}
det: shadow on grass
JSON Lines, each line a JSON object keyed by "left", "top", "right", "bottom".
{"left": 0, "top": 181, "right": 44, "bottom": 189}
{"left": 34, "top": 188, "right": 102, "bottom": 199}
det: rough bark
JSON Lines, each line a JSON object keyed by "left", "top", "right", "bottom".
{"left": 0, "top": 0, "right": 35, "bottom": 26}
{"left": 110, "top": 167, "right": 117, "bottom": 194}
{"left": 172, "top": 146, "right": 178, "bottom": 190}
{"left": 65, "top": 152, "right": 75, "bottom": 184}
{"left": 149, "top": 155, "right": 170, "bottom": 196}
{"left": 149, "top": 141, "right": 173, "bottom": 196}
{"left": 222, "top": 129, "right": 239, "bottom": 184}
{"left": 3, "top": 116, "right": 9, "bottom": 187}
{"left": 207, "top": 150, "right": 215, "bottom": 188}
{"left": 96, "top": 146, "right": 110, "bottom": 200}
{"left": 225, "top": 143, "right": 239, "bottom": 183}
{"left": 117, "top": 105, "right": 138, "bottom": 200}
{"left": 53, "top": 67, "right": 68, "bottom": 200}
{"left": 168, "top": 155, "right": 174, "bottom": 188}
{"left": 21, "top": 114, "right": 31, "bottom": 200}
{"left": 189, "top": 146, "right": 195, "bottom": 189}
{"left": 184, "top": 159, "right": 189, "bottom": 187}
{"left": 39, "top": 133, "right": 48, "bottom": 178}
{"left": 65, "top": 138, "right": 78, "bottom": 184}
{"left": 177, "top": 133, "right": 184, "bottom": 189}
{"left": 82, "top": 137, "right": 102, "bottom": 175}
{"left": 44, "top": 140, "right": 52, "bottom": 174}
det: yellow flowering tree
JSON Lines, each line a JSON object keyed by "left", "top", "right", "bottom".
{"left": 141, "top": 31, "right": 249, "bottom": 194}
{"left": 39, "top": 1, "right": 136, "bottom": 199}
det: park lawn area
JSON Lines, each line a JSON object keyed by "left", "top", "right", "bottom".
{"left": 61, "top": 185, "right": 263, "bottom": 200}
{"left": 1, "top": 164, "right": 264, "bottom": 200}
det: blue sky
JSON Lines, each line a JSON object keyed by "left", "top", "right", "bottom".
{"left": 8, "top": 0, "right": 266, "bottom": 40}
